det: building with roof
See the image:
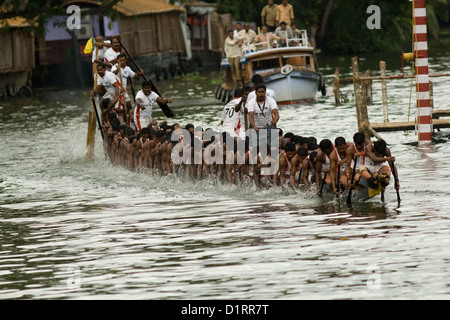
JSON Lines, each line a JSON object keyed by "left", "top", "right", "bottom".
{"left": 0, "top": 16, "right": 35, "bottom": 98}
{"left": 36, "top": 0, "right": 188, "bottom": 87}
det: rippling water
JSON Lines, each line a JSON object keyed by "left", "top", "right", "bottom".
{"left": 1, "top": 52, "right": 450, "bottom": 300}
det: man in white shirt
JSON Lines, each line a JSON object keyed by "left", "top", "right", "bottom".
{"left": 91, "top": 35, "right": 111, "bottom": 78}
{"left": 89, "top": 64, "right": 121, "bottom": 123}
{"left": 247, "top": 74, "right": 276, "bottom": 101}
{"left": 103, "top": 36, "right": 123, "bottom": 70}
{"left": 247, "top": 83, "right": 279, "bottom": 150}
{"left": 111, "top": 53, "right": 143, "bottom": 126}
{"left": 224, "top": 30, "right": 244, "bottom": 85}
{"left": 92, "top": 35, "right": 111, "bottom": 63}
{"left": 220, "top": 87, "right": 249, "bottom": 139}
{"left": 134, "top": 81, "right": 172, "bottom": 132}
{"left": 238, "top": 23, "right": 257, "bottom": 45}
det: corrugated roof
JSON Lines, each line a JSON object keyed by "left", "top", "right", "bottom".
{"left": 114, "top": 0, "right": 185, "bottom": 15}
{"left": 0, "top": 16, "right": 34, "bottom": 28}
{"left": 63, "top": 0, "right": 185, "bottom": 16}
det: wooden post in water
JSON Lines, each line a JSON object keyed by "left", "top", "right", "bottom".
{"left": 380, "top": 61, "right": 389, "bottom": 123}
{"left": 364, "top": 69, "right": 373, "bottom": 106}
{"left": 351, "top": 57, "right": 370, "bottom": 139}
{"left": 333, "top": 68, "right": 342, "bottom": 106}
{"left": 413, "top": 0, "right": 432, "bottom": 145}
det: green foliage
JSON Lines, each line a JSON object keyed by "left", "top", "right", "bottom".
{"left": 215, "top": 0, "right": 450, "bottom": 54}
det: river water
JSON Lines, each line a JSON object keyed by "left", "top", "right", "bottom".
{"left": 0, "top": 51, "right": 449, "bottom": 300}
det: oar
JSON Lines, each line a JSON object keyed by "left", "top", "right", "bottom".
{"left": 346, "top": 159, "right": 357, "bottom": 204}
{"left": 392, "top": 164, "right": 401, "bottom": 206}
{"left": 115, "top": 37, "right": 174, "bottom": 118}
{"left": 319, "top": 172, "right": 327, "bottom": 196}
{"left": 128, "top": 76, "right": 137, "bottom": 106}
{"left": 117, "top": 64, "right": 129, "bottom": 125}
{"left": 336, "top": 165, "right": 341, "bottom": 198}
{"left": 92, "top": 97, "right": 104, "bottom": 140}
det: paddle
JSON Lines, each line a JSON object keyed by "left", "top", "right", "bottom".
{"left": 115, "top": 37, "right": 174, "bottom": 118}
{"left": 319, "top": 172, "right": 327, "bottom": 196}
{"left": 346, "top": 159, "right": 357, "bottom": 204}
{"left": 91, "top": 45, "right": 104, "bottom": 141}
{"left": 92, "top": 97, "right": 104, "bottom": 140}
{"left": 117, "top": 65, "right": 128, "bottom": 125}
{"left": 391, "top": 163, "right": 401, "bottom": 206}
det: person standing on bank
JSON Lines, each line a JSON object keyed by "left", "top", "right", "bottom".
{"left": 261, "top": 0, "right": 278, "bottom": 32}
{"left": 224, "top": 30, "right": 244, "bottom": 87}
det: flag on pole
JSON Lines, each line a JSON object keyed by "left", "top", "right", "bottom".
{"left": 84, "top": 37, "right": 94, "bottom": 55}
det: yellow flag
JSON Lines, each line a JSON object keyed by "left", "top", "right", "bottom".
{"left": 84, "top": 37, "right": 93, "bottom": 54}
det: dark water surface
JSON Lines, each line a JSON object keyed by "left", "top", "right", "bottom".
{"left": 1, "top": 52, "right": 450, "bottom": 299}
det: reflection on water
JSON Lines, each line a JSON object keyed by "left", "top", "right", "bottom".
{"left": 1, "top": 52, "right": 450, "bottom": 299}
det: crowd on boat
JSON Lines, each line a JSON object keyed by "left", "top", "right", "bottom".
{"left": 224, "top": 0, "right": 308, "bottom": 86}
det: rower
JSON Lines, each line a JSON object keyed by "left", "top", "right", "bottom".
{"left": 91, "top": 35, "right": 111, "bottom": 77}
{"left": 103, "top": 35, "right": 123, "bottom": 70}
{"left": 134, "top": 81, "right": 172, "bottom": 133}
{"left": 220, "top": 87, "right": 249, "bottom": 139}
{"left": 315, "top": 139, "right": 334, "bottom": 196}
{"left": 90, "top": 64, "right": 121, "bottom": 124}
{"left": 276, "top": 141, "right": 296, "bottom": 190}
{"left": 345, "top": 132, "right": 368, "bottom": 190}
{"left": 329, "top": 136, "right": 350, "bottom": 197}
{"left": 360, "top": 139, "right": 399, "bottom": 192}
{"left": 111, "top": 53, "right": 143, "bottom": 126}
{"left": 289, "top": 146, "right": 308, "bottom": 192}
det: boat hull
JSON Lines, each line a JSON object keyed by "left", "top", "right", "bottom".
{"left": 263, "top": 70, "right": 321, "bottom": 105}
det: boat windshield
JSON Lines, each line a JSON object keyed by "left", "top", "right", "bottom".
{"left": 249, "top": 29, "right": 310, "bottom": 52}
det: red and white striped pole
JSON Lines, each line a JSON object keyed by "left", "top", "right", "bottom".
{"left": 413, "top": 0, "right": 432, "bottom": 145}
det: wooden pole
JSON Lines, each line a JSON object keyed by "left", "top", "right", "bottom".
{"left": 380, "top": 61, "right": 389, "bottom": 123}
{"left": 352, "top": 57, "right": 370, "bottom": 139}
{"left": 333, "top": 68, "right": 342, "bottom": 106}
{"left": 364, "top": 69, "right": 373, "bottom": 106}
{"left": 352, "top": 57, "right": 363, "bottom": 130}
{"left": 86, "top": 46, "right": 98, "bottom": 159}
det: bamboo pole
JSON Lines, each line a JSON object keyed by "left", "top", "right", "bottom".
{"left": 352, "top": 57, "right": 363, "bottom": 130}
{"left": 352, "top": 57, "right": 370, "bottom": 139}
{"left": 86, "top": 46, "right": 98, "bottom": 159}
{"left": 364, "top": 69, "right": 373, "bottom": 106}
{"left": 380, "top": 61, "right": 389, "bottom": 123}
{"left": 333, "top": 68, "right": 342, "bottom": 106}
